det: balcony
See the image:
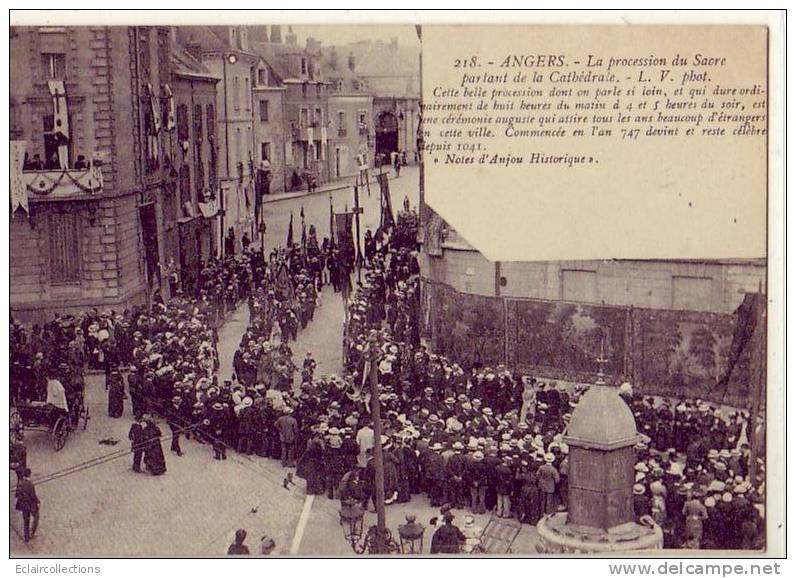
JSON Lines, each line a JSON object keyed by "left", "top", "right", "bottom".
{"left": 24, "top": 167, "right": 104, "bottom": 201}
{"left": 293, "top": 123, "right": 321, "bottom": 142}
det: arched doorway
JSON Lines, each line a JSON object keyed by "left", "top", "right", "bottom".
{"left": 375, "top": 111, "right": 399, "bottom": 164}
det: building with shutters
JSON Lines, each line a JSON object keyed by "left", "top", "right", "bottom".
{"left": 250, "top": 57, "right": 287, "bottom": 198}
{"left": 176, "top": 25, "right": 261, "bottom": 256}
{"left": 322, "top": 46, "right": 374, "bottom": 180}
{"left": 249, "top": 26, "right": 332, "bottom": 190}
{"left": 343, "top": 38, "right": 420, "bottom": 165}
{"left": 9, "top": 25, "right": 185, "bottom": 323}
{"left": 168, "top": 38, "right": 220, "bottom": 293}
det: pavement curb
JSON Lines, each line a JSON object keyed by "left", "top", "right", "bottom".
{"left": 260, "top": 169, "right": 406, "bottom": 205}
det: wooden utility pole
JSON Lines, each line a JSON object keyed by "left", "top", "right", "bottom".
{"left": 748, "top": 280, "right": 767, "bottom": 487}
{"left": 352, "top": 182, "right": 363, "bottom": 283}
{"left": 368, "top": 336, "right": 387, "bottom": 552}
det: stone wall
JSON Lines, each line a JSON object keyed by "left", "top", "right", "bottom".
{"left": 420, "top": 249, "right": 766, "bottom": 315}
{"left": 10, "top": 191, "right": 147, "bottom": 325}
{"left": 421, "top": 279, "right": 759, "bottom": 407}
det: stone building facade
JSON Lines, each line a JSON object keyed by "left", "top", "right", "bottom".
{"left": 178, "top": 26, "right": 260, "bottom": 256}
{"left": 9, "top": 25, "right": 180, "bottom": 323}
{"left": 168, "top": 39, "right": 220, "bottom": 293}
{"left": 251, "top": 61, "right": 287, "bottom": 196}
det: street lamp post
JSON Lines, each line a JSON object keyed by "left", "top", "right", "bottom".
{"left": 368, "top": 335, "right": 388, "bottom": 552}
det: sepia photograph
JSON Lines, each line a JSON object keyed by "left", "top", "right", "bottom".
{"left": 5, "top": 9, "right": 785, "bottom": 563}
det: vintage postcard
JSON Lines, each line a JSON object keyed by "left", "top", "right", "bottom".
{"left": 4, "top": 9, "right": 785, "bottom": 567}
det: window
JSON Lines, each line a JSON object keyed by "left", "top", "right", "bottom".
{"left": 338, "top": 111, "right": 346, "bottom": 136}
{"left": 299, "top": 108, "right": 308, "bottom": 127}
{"left": 176, "top": 104, "right": 189, "bottom": 142}
{"left": 193, "top": 105, "right": 204, "bottom": 195}
{"left": 41, "top": 52, "right": 66, "bottom": 79}
{"left": 302, "top": 83, "right": 307, "bottom": 98}
{"left": 235, "top": 128, "right": 242, "bottom": 165}
{"left": 43, "top": 114, "right": 70, "bottom": 169}
{"left": 206, "top": 104, "right": 215, "bottom": 138}
{"left": 261, "top": 142, "right": 271, "bottom": 162}
{"left": 49, "top": 213, "right": 80, "bottom": 284}
{"left": 358, "top": 110, "right": 367, "bottom": 125}
{"left": 301, "top": 57, "right": 307, "bottom": 75}
{"left": 259, "top": 99, "right": 269, "bottom": 122}
{"left": 193, "top": 104, "right": 203, "bottom": 140}
{"left": 314, "top": 108, "right": 322, "bottom": 127}
{"left": 244, "top": 77, "right": 250, "bottom": 110}
{"left": 179, "top": 165, "right": 191, "bottom": 211}
{"left": 315, "top": 140, "right": 322, "bottom": 161}
{"left": 233, "top": 76, "right": 240, "bottom": 110}
{"left": 316, "top": 83, "right": 321, "bottom": 97}
{"left": 257, "top": 68, "right": 267, "bottom": 86}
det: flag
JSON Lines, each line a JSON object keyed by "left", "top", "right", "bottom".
{"left": 377, "top": 172, "right": 394, "bottom": 228}
{"left": 286, "top": 212, "right": 294, "bottom": 247}
{"left": 718, "top": 292, "right": 762, "bottom": 388}
{"left": 329, "top": 196, "right": 335, "bottom": 246}
{"left": 300, "top": 205, "right": 307, "bottom": 248}
{"left": 10, "top": 141, "right": 29, "bottom": 214}
{"left": 335, "top": 211, "right": 355, "bottom": 271}
{"left": 275, "top": 262, "right": 294, "bottom": 300}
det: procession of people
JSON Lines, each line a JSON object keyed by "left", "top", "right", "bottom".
{"left": 9, "top": 206, "right": 765, "bottom": 553}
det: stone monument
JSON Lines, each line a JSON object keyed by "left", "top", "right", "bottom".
{"left": 536, "top": 342, "right": 663, "bottom": 553}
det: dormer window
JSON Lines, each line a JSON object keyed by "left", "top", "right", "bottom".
{"left": 257, "top": 68, "right": 267, "bottom": 86}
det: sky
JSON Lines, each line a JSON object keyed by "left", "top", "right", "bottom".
{"left": 290, "top": 24, "right": 420, "bottom": 49}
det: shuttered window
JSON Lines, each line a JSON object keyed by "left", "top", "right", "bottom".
{"left": 49, "top": 213, "right": 80, "bottom": 284}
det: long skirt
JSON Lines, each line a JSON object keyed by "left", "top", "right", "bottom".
{"left": 108, "top": 384, "right": 125, "bottom": 418}
{"left": 145, "top": 442, "right": 167, "bottom": 475}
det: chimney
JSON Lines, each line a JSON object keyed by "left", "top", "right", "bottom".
{"left": 330, "top": 47, "right": 338, "bottom": 70}
{"left": 186, "top": 41, "right": 203, "bottom": 62}
{"left": 270, "top": 24, "right": 282, "bottom": 43}
{"left": 286, "top": 26, "right": 297, "bottom": 45}
{"left": 348, "top": 52, "right": 355, "bottom": 72}
{"left": 306, "top": 37, "right": 320, "bottom": 54}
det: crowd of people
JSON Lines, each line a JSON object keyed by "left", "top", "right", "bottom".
{"left": 10, "top": 207, "right": 766, "bottom": 553}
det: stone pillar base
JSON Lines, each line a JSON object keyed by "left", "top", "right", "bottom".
{"left": 536, "top": 513, "right": 663, "bottom": 554}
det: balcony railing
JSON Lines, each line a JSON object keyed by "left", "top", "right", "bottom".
{"left": 24, "top": 167, "right": 104, "bottom": 200}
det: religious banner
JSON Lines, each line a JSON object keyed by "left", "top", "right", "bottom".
{"left": 10, "top": 140, "right": 29, "bottom": 213}
{"left": 47, "top": 79, "right": 70, "bottom": 169}
{"left": 163, "top": 83, "right": 176, "bottom": 131}
{"left": 376, "top": 171, "right": 394, "bottom": 228}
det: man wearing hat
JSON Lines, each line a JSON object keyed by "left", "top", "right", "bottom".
{"left": 445, "top": 441, "right": 468, "bottom": 508}
{"left": 128, "top": 414, "right": 147, "bottom": 473}
{"left": 14, "top": 468, "right": 40, "bottom": 542}
{"left": 275, "top": 407, "right": 298, "bottom": 467}
{"left": 166, "top": 395, "right": 185, "bottom": 456}
{"left": 537, "top": 453, "right": 560, "bottom": 515}
{"left": 466, "top": 450, "right": 488, "bottom": 514}
{"left": 430, "top": 510, "right": 465, "bottom": 555}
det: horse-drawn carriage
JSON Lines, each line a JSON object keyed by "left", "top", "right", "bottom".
{"left": 10, "top": 380, "right": 89, "bottom": 451}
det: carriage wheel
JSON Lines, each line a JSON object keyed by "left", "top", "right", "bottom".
{"left": 10, "top": 411, "right": 23, "bottom": 442}
{"left": 81, "top": 405, "right": 90, "bottom": 430}
{"left": 53, "top": 417, "right": 68, "bottom": 451}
